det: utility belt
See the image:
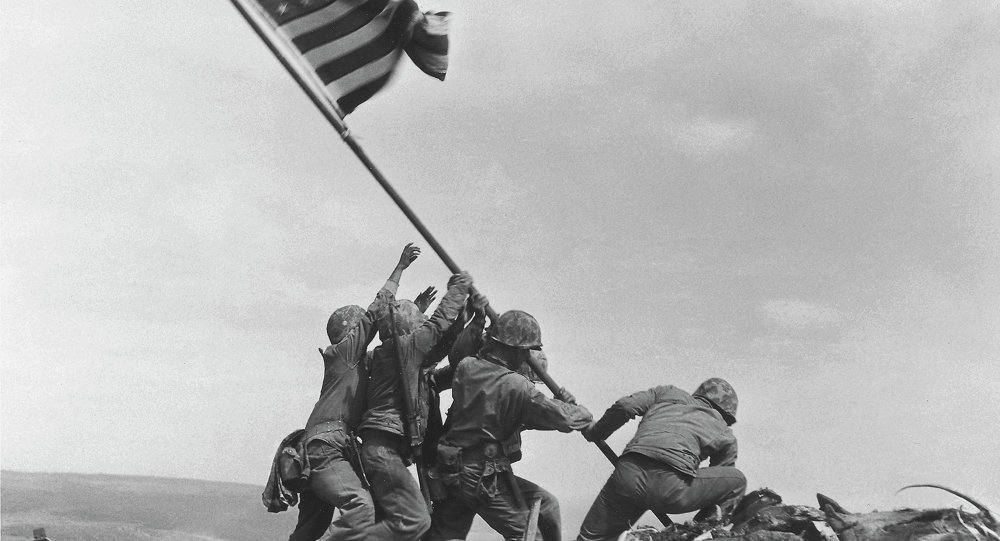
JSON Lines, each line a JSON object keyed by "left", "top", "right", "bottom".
{"left": 280, "top": 420, "right": 366, "bottom": 492}
{"left": 429, "top": 442, "right": 525, "bottom": 508}
{"left": 303, "top": 419, "right": 349, "bottom": 441}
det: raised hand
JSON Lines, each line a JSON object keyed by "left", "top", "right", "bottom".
{"left": 414, "top": 286, "right": 438, "bottom": 313}
{"left": 397, "top": 242, "right": 421, "bottom": 269}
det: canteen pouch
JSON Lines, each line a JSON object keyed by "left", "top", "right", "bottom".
{"left": 436, "top": 444, "right": 463, "bottom": 486}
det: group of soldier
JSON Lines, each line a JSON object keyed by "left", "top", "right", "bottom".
{"left": 270, "top": 244, "right": 748, "bottom": 541}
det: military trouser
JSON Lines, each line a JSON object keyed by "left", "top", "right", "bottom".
{"left": 576, "top": 453, "right": 747, "bottom": 541}
{"left": 288, "top": 427, "right": 374, "bottom": 541}
{"left": 358, "top": 429, "right": 431, "bottom": 541}
{"left": 426, "top": 444, "right": 562, "bottom": 541}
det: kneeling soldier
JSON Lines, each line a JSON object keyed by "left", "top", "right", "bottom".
{"left": 426, "top": 310, "right": 593, "bottom": 541}
{"left": 576, "top": 378, "right": 747, "bottom": 541}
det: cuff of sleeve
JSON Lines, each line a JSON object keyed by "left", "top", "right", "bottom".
{"left": 382, "top": 280, "right": 399, "bottom": 295}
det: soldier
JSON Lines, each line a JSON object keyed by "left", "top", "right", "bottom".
{"left": 357, "top": 271, "right": 475, "bottom": 541}
{"left": 285, "top": 243, "right": 422, "bottom": 541}
{"left": 438, "top": 314, "right": 563, "bottom": 540}
{"left": 426, "top": 310, "right": 593, "bottom": 541}
{"left": 575, "top": 378, "right": 747, "bottom": 541}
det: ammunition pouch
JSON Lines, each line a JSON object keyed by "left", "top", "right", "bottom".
{"left": 464, "top": 443, "right": 520, "bottom": 506}
{"left": 426, "top": 443, "right": 463, "bottom": 503}
{"left": 426, "top": 467, "right": 450, "bottom": 503}
{"left": 433, "top": 442, "right": 525, "bottom": 508}
{"left": 435, "top": 444, "right": 463, "bottom": 486}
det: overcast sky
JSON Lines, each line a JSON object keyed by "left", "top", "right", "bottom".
{"left": 2, "top": 0, "right": 999, "bottom": 536}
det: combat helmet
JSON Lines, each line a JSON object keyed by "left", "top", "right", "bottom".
{"left": 327, "top": 305, "right": 366, "bottom": 344}
{"left": 693, "top": 377, "right": 738, "bottom": 425}
{"left": 378, "top": 299, "right": 427, "bottom": 340}
{"left": 487, "top": 310, "right": 542, "bottom": 349}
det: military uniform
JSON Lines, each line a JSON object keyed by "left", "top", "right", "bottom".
{"left": 576, "top": 385, "right": 747, "bottom": 541}
{"left": 288, "top": 282, "right": 397, "bottom": 541}
{"left": 426, "top": 355, "right": 593, "bottom": 541}
{"left": 356, "top": 281, "right": 470, "bottom": 541}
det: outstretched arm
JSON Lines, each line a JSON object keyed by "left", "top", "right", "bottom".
{"left": 522, "top": 385, "right": 594, "bottom": 433}
{"left": 368, "top": 243, "right": 421, "bottom": 316}
{"left": 412, "top": 272, "right": 474, "bottom": 359}
{"left": 583, "top": 387, "right": 660, "bottom": 441}
{"left": 448, "top": 292, "right": 488, "bottom": 367}
{"left": 387, "top": 242, "right": 420, "bottom": 286}
{"left": 340, "top": 244, "right": 423, "bottom": 355}
{"left": 414, "top": 286, "right": 438, "bottom": 313}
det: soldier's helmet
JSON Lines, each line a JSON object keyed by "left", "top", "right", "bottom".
{"left": 488, "top": 310, "right": 542, "bottom": 349}
{"left": 693, "top": 377, "right": 738, "bottom": 425}
{"left": 378, "top": 299, "right": 427, "bottom": 339}
{"left": 327, "top": 305, "right": 366, "bottom": 344}
{"left": 516, "top": 349, "right": 548, "bottom": 382}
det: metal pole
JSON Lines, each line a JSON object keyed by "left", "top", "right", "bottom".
{"left": 230, "top": 2, "right": 672, "bottom": 526}
{"left": 524, "top": 354, "right": 674, "bottom": 527}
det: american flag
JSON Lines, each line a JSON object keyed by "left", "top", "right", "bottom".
{"left": 249, "top": 0, "right": 449, "bottom": 115}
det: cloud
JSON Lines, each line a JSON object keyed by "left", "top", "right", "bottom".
{"left": 760, "top": 298, "right": 843, "bottom": 329}
{"left": 667, "top": 116, "right": 756, "bottom": 158}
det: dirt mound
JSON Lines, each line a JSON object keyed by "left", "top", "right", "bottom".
{"left": 626, "top": 489, "right": 998, "bottom": 541}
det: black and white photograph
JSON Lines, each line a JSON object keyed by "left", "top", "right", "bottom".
{"left": 2, "top": 2, "right": 998, "bottom": 540}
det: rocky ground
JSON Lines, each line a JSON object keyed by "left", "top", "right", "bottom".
{"left": 625, "top": 487, "right": 998, "bottom": 541}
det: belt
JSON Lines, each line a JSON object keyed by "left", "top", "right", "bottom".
{"left": 463, "top": 442, "right": 526, "bottom": 509}
{"left": 303, "top": 419, "right": 349, "bottom": 441}
{"left": 461, "top": 441, "right": 505, "bottom": 461}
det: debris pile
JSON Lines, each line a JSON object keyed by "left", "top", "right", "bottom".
{"left": 626, "top": 486, "right": 999, "bottom": 541}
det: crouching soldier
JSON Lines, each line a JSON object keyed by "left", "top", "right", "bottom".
{"left": 426, "top": 310, "right": 593, "bottom": 541}
{"left": 286, "top": 243, "right": 421, "bottom": 541}
{"left": 575, "top": 378, "right": 747, "bottom": 541}
{"left": 356, "top": 271, "right": 475, "bottom": 541}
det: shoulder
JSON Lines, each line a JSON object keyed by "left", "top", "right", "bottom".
{"left": 653, "top": 385, "right": 693, "bottom": 402}
{"left": 454, "top": 355, "right": 479, "bottom": 371}
{"left": 630, "top": 385, "right": 690, "bottom": 404}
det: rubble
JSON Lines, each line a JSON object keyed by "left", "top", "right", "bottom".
{"left": 625, "top": 488, "right": 999, "bottom": 541}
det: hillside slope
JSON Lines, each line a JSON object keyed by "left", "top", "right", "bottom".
{"left": 1, "top": 471, "right": 297, "bottom": 541}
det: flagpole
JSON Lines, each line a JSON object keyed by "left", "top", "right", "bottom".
{"left": 229, "top": 0, "right": 472, "bottom": 274}
{"left": 228, "top": 5, "right": 673, "bottom": 526}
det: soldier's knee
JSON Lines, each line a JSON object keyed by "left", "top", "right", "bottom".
{"left": 733, "top": 469, "right": 748, "bottom": 492}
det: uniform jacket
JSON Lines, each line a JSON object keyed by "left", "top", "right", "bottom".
{"left": 441, "top": 356, "right": 593, "bottom": 451}
{"left": 304, "top": 281, "right": 398, "bottom": 431}
{"left": 358, "top": 283, "right": 468, "bottom": 440}
{"left": 588, "top": 385, "right": 737, "bottom": 477}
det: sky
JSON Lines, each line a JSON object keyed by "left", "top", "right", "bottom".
{"left": 2, "top": 0, "right": 999, "bottom": 537}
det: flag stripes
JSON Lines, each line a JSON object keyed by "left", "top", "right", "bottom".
{"left": 250, "top": 0, "right": 448, "bottom": 115}
{"left": 291, "top": 0, "right": 392, "bottom": 52}
{"left": 309, "top": 5, "right": 413, "bottom": 85}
